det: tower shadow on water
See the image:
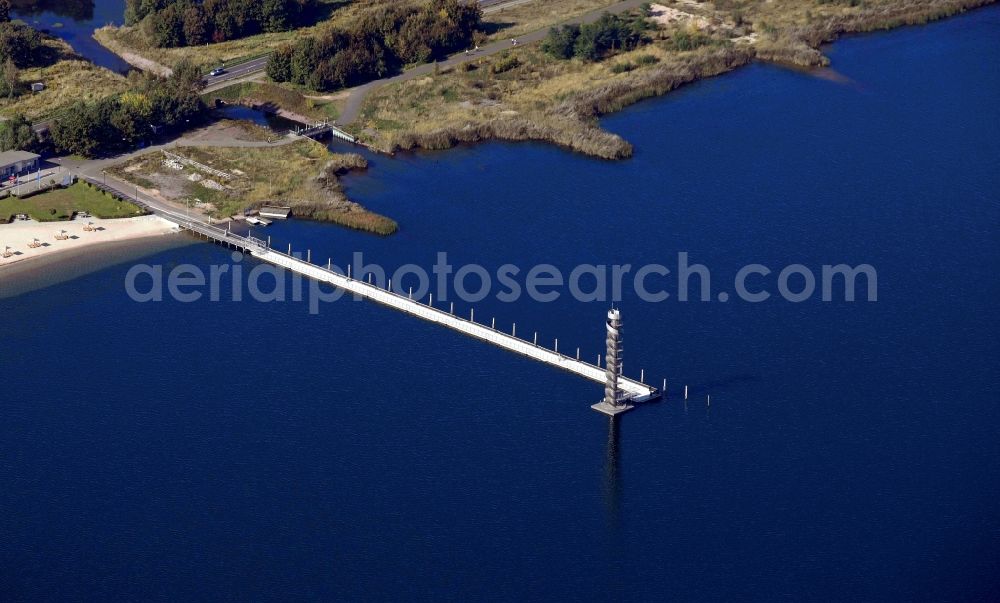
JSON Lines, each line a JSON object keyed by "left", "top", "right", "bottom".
{"left": 602, "top": 414, "right": 627, "bottom": 595}
{"left": 603, "top": 415, "right": 622, "bottom": 530}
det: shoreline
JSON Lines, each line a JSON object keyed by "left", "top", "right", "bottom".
{"left": 84, "top": 0, "right": 995, "bottom": 161}
{"left": 0, "top": 227, "right": 195, "bottom": 299}
{"left": 0, "top": 215, "right": 178, "bottom": 273}
{"left": 359, "top": 0, "right": 997, "bottom": 159}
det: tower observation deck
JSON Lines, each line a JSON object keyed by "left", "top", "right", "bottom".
{"left": 592, "top": 308, "right": 640, "bottom": 416}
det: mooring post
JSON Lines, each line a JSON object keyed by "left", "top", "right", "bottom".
{"left": 598, "top": 354, "right": 602, "bottom": 366}
{"left": 555, "top": 339, "right": 559, "bottom": 353}
{"left": 409, "top": 287, "right": 413, "bottom": 299}
{"left": 288, "top": 243, "right": 291, "bottom": 255}
{"left": 470, "top": 308, "right": 474, "bottom": 322}
{"left": 663, "top": 378, "right": 667, "bottom": 394}
{"left": 684, "top": 385, "right": 689, "bottom": 400}
{"left": 450, "top": 302, "right": 454, "bottom": 314}
{"left": 492, "top": 317, "right": 495, "bottom": 329}
{"left": 429, "top": 293, "right": 433, "bottom": 306}
{"left": 707, "top": 395, "right": 711, "bottom": 406}
{"left": 641, "top": 369, "right": 644, "bottom": 383}
{"left": 576, "top": 347, "right": 580, "bottom": 360}
{"left": 327, "top": 258, "right": 331, "bottom": 270}
{"left": 533, "top": 332, "right": 537, "bottom": 345}
{"left": 267, "top": 235, "right": 271, "bottom": 248}
{"left": 512, "top": 323, "right": 516, "bottom": 337}
{"left": 307, "top": 249, "right": 311, "bottom": 264}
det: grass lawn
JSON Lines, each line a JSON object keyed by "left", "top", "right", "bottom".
{"left": 0, "top": 182, "right": 145, "bottom": 222}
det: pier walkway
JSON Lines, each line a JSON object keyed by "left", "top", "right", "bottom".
{"left": 85, "top": 176, "right": 660, "bottom": 407}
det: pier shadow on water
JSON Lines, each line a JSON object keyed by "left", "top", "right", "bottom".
{"left": 601, "top": 415, "right": 627, "bottom": 595}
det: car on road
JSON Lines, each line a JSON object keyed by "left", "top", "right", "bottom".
{"left": 209, "top": 68, "right": 226, "bottom": 77}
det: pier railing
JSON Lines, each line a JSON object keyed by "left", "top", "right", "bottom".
{"left": 255, "top": 244, "right": 657, "bottom": 400}
{"left": 84, "top": 174, "right": 659, "bottom": 402}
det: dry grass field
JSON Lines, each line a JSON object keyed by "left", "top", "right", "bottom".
{"left": 484, "top": 0, "right": 621, "bottom": 40}
{"left": 108, "top": 140, "right": 397, "bottom": 235}
{"left": 0, "top": 38, "right": 129, "bottom": 120}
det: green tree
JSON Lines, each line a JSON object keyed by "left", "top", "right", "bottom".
{"left": 0, "top": 22, "right": 43, "bottom": 67}
{"left": 266, "top": 46, "right": 293, "bottom": 82}
{"left": 146, "top": 2, "right": 185, "bottom": 47}
{"left": 260, "top": 0, "right": 292, "bottom": 33}
{"left": 0, "top": 0, "right": 10, "bottom": 24}
{"left": 50, "top": 101, "right": 103, "bottom": 156}
{"left": 541, "top": 25, "right": 580, "bottom": 60}
{"left": 170, "top": 58, "right": 206, "bottom": 94}
{"left": 1, "top": 58, "right": 18, "bottom": 99}
{"left": 0, "top": 113, "right": 38, "bottom": 152}
{"left": 182, "top": 5, "right": 209, "bottom": 46}
{"left": 289, "top": 37, "right": 318, "bottom": 85}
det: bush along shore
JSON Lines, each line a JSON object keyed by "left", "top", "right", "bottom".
{"left": 291, "top": 154, "right": 398, "bottom": 236}
{"left": 356, "top": 0, "right": 996, "bottom": 160}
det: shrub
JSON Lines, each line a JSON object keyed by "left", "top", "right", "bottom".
{"left": 667, "top": 27, "right": 712, "bottom": 52}
{"left": 491, "top": 53, "right": 520, "bottom": 74}
{"left": 541, "top": 11, "right": 649, "bottom": 62}
{"left": 610, "top": 62, "right": 635, "bottom": 73}
{"left": 541, "top": 24, "right": 580, "bottom": 60}
{"left": 0, "top": 113, "right": 41, "bottom": 153}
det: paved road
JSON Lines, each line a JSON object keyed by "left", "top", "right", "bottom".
{"left": 196, "top": 0, "right": 537, "bottom": 93}
{"left": 338, "top": 0, "right": 648, "bottom": 125}
{"left": 201, "top": 56, "right": 270, "bottom": 88}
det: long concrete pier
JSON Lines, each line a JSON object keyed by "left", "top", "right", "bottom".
{"left": 258, "top": 246, "right": 658, "bottom": 402}
{"left": 88, "top": 176, "right": 660, "bottom": 406}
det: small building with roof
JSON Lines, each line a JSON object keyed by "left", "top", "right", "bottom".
{"left": 0, "top": 150, "right": 40, "bottom": 180}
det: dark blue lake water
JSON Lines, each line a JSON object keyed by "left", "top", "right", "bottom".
{"left": 3, "top": 6, "right": 999, "bottom": 601}
{"left": 12, "top": 0, "right": 130, "bottom": 73}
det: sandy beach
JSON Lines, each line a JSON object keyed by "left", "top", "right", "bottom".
{"left": 0, "top": 215, "right": 178, "bottom": 271}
